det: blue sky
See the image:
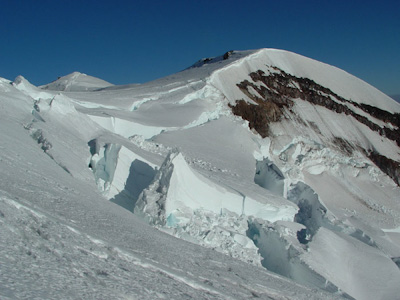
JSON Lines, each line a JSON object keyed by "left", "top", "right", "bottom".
{"left": 1, "top": 0, "right": 399, "bottom": 95}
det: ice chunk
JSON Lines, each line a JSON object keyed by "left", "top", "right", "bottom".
{"left": 12, "top": 75, "right": 53, "bottom": 100}
{"left": 49, "top": 94, "right": 78, "bottom": 115}
{"left": 89, "top": 140, "right": 156, "bottom": 211}
{"left": 90, "top": 143, "right": 121, "bottom": 193}
{"left": 136, "top": 151, "right": 296, "bottom": 225}
{"left": 135, "top": 151, "right": 243, "bottom": 224}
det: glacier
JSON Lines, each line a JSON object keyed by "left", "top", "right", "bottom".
{"left": 1, "top": 48, "right": 400, "bottom": 299}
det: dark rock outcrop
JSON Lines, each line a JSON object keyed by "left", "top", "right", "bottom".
{"left": 230, "top": 66, "right": 400, "bottom": 146}
{"left": 368, "top": 151, "right": 400, "bottom": 186}
{"left": 229, "top": 65, "right": 400, "bottom": 185}
{"left": 223, "top": 50, "right": 234, "bottom": 60}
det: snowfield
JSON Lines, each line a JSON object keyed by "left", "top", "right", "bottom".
{"left": 1, "top": 48, "right": 400, "bottom": 299}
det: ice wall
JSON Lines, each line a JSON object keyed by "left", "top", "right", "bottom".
{"left": 134, "top": 151, "right": 298, "bottom": 265}
{"left": 89, "top": 139, "right": 156, "bottom": 211}
{"left": 135, "top": 151, "right": 296, "bottom": 226}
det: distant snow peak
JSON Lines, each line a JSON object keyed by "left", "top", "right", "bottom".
{"left": 12, "top": 75, "right": 27, "bottom": 85}
{"left": 40, "top": 71, "right": 114, "bottom": 92}
{"left": 12, "top": 75, "right": 37, "bottom": 93}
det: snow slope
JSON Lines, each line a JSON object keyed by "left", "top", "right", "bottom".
{"left": 1, "top": 48, "right": 400, "bottom": 299}
{"left": 0, "top": 75, "right": 340, "bottom": 299}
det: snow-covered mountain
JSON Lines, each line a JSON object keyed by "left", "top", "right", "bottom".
{"left": 40, "top": 71, "right": 114, "bottom": 92}
{"left": 1, "top": 48, "right": 399, "bottom": 299}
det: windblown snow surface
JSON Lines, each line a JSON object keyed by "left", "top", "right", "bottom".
{"left": 1, "top": 49, "right": 400, "bottom": 299}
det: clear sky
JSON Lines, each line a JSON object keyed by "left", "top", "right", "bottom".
{"left": 1, "top": 0, "right": 399, "bottom": 95}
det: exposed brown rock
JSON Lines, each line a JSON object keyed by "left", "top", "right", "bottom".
{"left": 230, "top": 66, "right": 400, "bottom": 146}
{"left": 229, "top": 100, "right": 281, "bottom": 138}
{"left": 357, "top": 103, "right": 400, "bottom": 127}
{"left": 368, "top": 151, "right": 400, "bottom": 186}
{"left": 229, "top": 66, "right": 400, "bottom": 185}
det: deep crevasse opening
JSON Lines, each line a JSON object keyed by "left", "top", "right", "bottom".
{"left": 254, "top": 158, "right": 285, "bottom": 196}
{"left": 246, "top": 218, "right": 351, "bottom": 297}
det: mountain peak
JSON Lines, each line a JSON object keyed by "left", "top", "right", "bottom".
{"left": 40, "top": 72, "right": 114, "bottom": 92}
